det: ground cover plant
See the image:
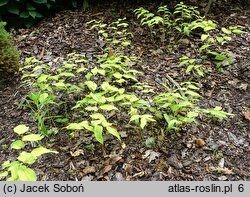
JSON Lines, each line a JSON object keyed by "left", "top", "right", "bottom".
{"left": 0, "top": 0, "right": 249, "bottom": 181}
{"left": 0, "top": 124, "right": 57, "bottom": 181}
{"left": 16, "top": 16, "right": 231, "bottom": 145}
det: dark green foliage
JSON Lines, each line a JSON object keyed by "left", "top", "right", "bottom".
{"left": 0, "top": 0, "right": 60, "bottom": 28}
{"left": 0, "top": 0, "right": 81, "bottom": 28}
{"left": 0, "top": 22, "right": 20, "bottom": 78}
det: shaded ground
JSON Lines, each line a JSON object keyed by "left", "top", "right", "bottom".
{"left": 0, "top": 1, "right": 249, "bottom": 180}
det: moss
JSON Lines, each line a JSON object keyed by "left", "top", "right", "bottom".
{"left": 0, "top": 22, "right": 20, "bottom": 79}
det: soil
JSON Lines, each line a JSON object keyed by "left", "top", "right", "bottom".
{"left": 0, "top": 0, "right": 249, "bottom": 181}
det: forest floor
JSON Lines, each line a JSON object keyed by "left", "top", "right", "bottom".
{"left": 0, "top": 1, "right": 249, "bottom": 180}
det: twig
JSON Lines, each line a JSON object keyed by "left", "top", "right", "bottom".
{"left": 165, "top": 74, "right": 185, "bottom": 97}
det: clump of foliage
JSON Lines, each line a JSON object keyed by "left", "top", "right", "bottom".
{"left": 134, "top": 2, "right": 245, "bottom": 75}
{"left": 0, "top": 0, "right": 86, "bottom": 28}
{"left": 0, "top": 21, "right": 20, "bottom": 79}
{"left": 179, "top": 25, "right": 245, "bottom": 75}
{"left": 0, "top": 125, "right": 58, "bottom": 181}
{"left": 18, "top": 91, "right": 57, "bottom": 136}
{"left": 0, "top": 0, "right": 57, "bottom": 28}
{"left": 18, "top": 18, "right": 232, "bottom": 146}
{"left": 134, "top": 2, "right": 215, "bottom": 42}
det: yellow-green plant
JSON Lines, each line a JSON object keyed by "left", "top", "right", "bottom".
{"left": 18, "top": 18, "right": 234, "bottom": 146}
{"left": 134, "top": 2, "right": 215, "bottom": 41}
{"left": 0, "top": 125, "right": 58, "bottom": 181}
{"left": 18, "top": 92, "right": 57, "bottom": 136}
{"left": 179, "top": 56, "right": 204, "bottom": 76}
{"left": 152, "top": 82, "right": 232, "bottom": 131}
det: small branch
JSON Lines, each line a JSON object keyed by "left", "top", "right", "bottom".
{"left": 165, "top": 74, "right": 185, "bottom": 97}
{"left": 155, "top": 75, "right": 185, "bottom": 97}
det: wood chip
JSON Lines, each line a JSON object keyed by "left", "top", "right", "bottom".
{"left": 195, "top": 138, "right": 206, "bottom": 147}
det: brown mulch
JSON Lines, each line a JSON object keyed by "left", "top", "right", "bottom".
{"left": 0, "top": 1, "right": 249, "bottom": 181}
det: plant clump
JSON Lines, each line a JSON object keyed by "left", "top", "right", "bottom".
{"left": 0, "top": 22, "right": 20, "bottom": 80}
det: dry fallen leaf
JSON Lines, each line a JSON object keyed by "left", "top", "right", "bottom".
{"left": 220, "top": 168, "right": 234, "bottom": 175}
{"left": 82, "top": 166, "right": 96, "bottom": 176}
{"left": 195, "top": 138, "right": 206, "bottom": 147}
{"left": 70, "top": 149, "right": 84, "bottom": 157}
{"left": 218, "top": 158, "right": 225, "bottom": 168}
{"left": 155, "top": 159, "right": 168, "bottom": 172}
{"left": 210, "top": 167, "right": 234, "bottom": 175}
{"left": 104, "top": 156, "right": 122, "bottom": 165}
{"left": 242, "top": 110, "right": 250, "bottom": 121}
{"left": 143, "top": 150, "right": 160, "bottom": 163}
{"left": 102, "top": 165, "right": 113, "bottom": 174}
{"left": 167, "top": 166, "right": 173, "bottom": 176}
{"left": 123, "top": 163, "right": 133, "bottom": 175}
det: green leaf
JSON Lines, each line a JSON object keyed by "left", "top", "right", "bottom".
{"left": 67, "top": 121, "right": 93, "bottom": 131}
{"left": 205, "top": 106, "right": 233, "bottom": 119}
{"left": 216, "top": 36, "right": 224, "bottom": 44}
{"left": 53, "top": 82, "right": 66, "bottom": 89}
{"left": 66, "top": 123, "right": 83, "bottom": 130}
{"left": 33, "top": 0, "right": 47, "bottom": 4}
{"left": 187, "top": 83, "right": 200, "bottom": 90}
{"left": 221, "top": 27, "right": 231, "bottom": 35}
{"left": 90, "top": 113, "right": 106, "bottom": 121}
{"left": 31, "top": 146, "right": 58, "bottom": 157}
{"left": 1, "top": 160, "right": 11, "bottom": 169}
{"left": 85, "top": 106, "right": 98, "bottom": 111}
{"left": 0, "top": 171, "right": 8, "bottom": 177}
{"left": 58, "top": 72, "right": 75, "bottom": 77}
{"left": 223, "top": 36, "right": 232, "bottom": 41}
{"left": 186, "top": 65, "right": 194, "bottom": 74}
{"left": 106, "top": 127, "right": 121, "bottom": 141}
{"left": 113, "top": 72, "right": 123, "bottom": 79}
{"left": 39, "top": 92, "right": 48, "bottom": 104}
{"left": 11, "top": 140, "right": 25, "bottom": 150}
{"left": 17, "top": 165, "right": 37, "bottom": 181}
{"left": 37, "top": 74, "right": 48, "bottom": 83}
{"left": 20, "top": 11, "right": 30, "bottom": 18}
{"left": 201, "top": 34, "right": 209, "bottom": 41}
{"left": 90, "top": 93, "right": 106, "bottom": 104}
{"left": 75, "top": 59, "right": 88, "bottom": 63}
{"left": 130, "top": 114, "right": 140, "bottom": 122}
{"left": 7, "top": 161, "right": 19, "bottom": 181}
{"left": 91, "top": 67, "right": 105, "bottom": 75}
{"left": 123, "top": 74, "right": 137, "bottom": 81}
{"left": 14, "top": 125, "right": 29, "bottom": 135}
{"left": 185, "top": 90, "right": 201, "bottom": 98}
{"left": 93, "top": 125, "right": 103, "bottom": 144}
{"left": 140, "top": 117, "right": 147, "bottom": 129}
{"left": 199, "top": 44, "right": 211, "bottom": 51}
{"left": 179, "top": 59, "right": 189, "bottom": 67}
{"left": 232, "top": 29, "right": 245, "bottom": 34}
{"left": 22, "top": 134, "right": 42, "bottom": 142}
{"left": 85, "top": 81, "right": 97, "bottom": 92}
{"left": 0, "top": 0, "right": 8, "bottom": 6}
{"left": 17, "top": 152, "right": 37, "bottom": 165}
{"left": 29, "top": 11, "right": 43, "bottom": 18}
{"left": 8, "top": 7, "right": 19, "bottom": 15}
{"left": 100, "top": 104, "right": 118, "bottom": 111}
{"left": 80, "top": 121, "right": 93, "bottom": 131}
{"left": 76, "top": 67, "right": 87, "bottom": 73}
